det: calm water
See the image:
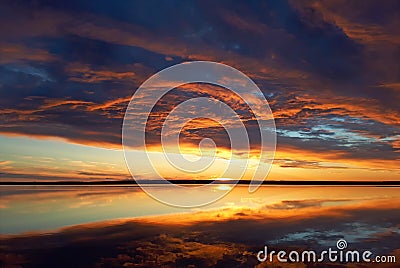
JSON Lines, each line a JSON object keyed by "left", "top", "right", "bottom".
{"left": 1, "top": 185, "right": 399, "bottom": 234}
{"left": 1, "top": 185, "right": 399, "bottom": 267}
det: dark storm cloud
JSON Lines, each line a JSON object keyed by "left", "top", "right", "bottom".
{"left": 0, "top": 0, "right": 399, "bottom": 163}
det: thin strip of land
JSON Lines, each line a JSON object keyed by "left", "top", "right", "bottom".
{"left": 0, "top": 180, "right": 399, "bottom": 186}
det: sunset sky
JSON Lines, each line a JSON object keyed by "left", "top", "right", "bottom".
{"left": 0, "top": 0, "right": 399, "bottom": 182}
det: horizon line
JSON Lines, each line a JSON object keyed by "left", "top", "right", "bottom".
{"left": 0, "top": 180, "right": 399, "bottom": 186}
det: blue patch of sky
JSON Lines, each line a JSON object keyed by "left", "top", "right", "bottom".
{"left": 277, "top": 115, "right": 380, "bottom": 146}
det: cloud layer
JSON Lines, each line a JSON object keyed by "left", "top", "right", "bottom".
{"left": 0, "top": 0, "right": 399, "bottom": 180}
